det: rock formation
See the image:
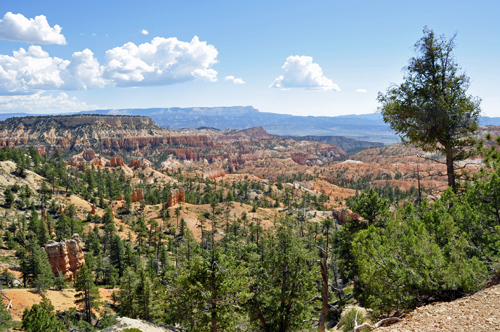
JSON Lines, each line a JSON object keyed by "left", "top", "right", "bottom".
{"left": 167, "top": 188, "right": 185, "bottom": 207}
{"left": 110, "top": 157, "right": 124, "bottom": 167}
{"left": 83, "top": 149, "right": 96, "bottom": 161}
{"left": 204, "top": 168, "right": 225, "bottom": 180}
{"left": 43, "top": 234, "right": 85, "bottom": 281}
{"left": 131, "top": 188, "right": 144, "bottom": 202}
{"left": 332, "top": 208, "right": 359, "bottom": 224}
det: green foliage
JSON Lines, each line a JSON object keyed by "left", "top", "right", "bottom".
{"left": 3, "top": 187, "right": 14, "bottom": 208}
{"left": 75, "top": 263, "right": 101, "bottom": 323}
{"left": 22, "top": 301, "right": 65, "bottom": 332}
{"left": 347, "top": 188, "right": 389, "bottom": 222}
{"left": 378, "top": 27, "right": 481, "bottom": 189}
{"left": 0, "top": 300, "right": 12, "bottom": 331}
{"left": 248, "top": 220, "right": 316, "bottom": 332}
{"left": 168, "top": 229, "right": 252, "bottom": 331}
{"left": 337, "top": 308, "right": 366, "bottom": 332}
{"left": 353, "top": 199, "right": 487, "bottom": 314}
{"left": 20, "top": 235, "right": 54, "bottom": 292}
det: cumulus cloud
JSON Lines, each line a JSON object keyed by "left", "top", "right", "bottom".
{"left": 356, "top": 89, "right": 367, "bottom": 93}
{"left": 270, "top": 55, "right": 339, "bottom": 91}
{"left": 0, "top": 36, "right": 218, "bottom": 95}
{"left": 102, "top": 36, "right": 218, "bottom": 87}
{"left": 0, "top": 92, "right": 96, "bottom": 112}
{"left": 0, "top": 45, "right": 105, "bottom": 95}
{"left": 225, "top": 75, "right": 245, "bottom": 84}
{"left": 141, "top": 29, "right": 149, "bottom": 35}
{"left": 0, "top": 12, "right": 66, "bottom": 44}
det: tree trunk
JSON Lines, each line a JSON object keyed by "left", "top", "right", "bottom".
{"left": 319, "top": 252, "right": 328, "bottom": 332}
{"left": 250, "top": 286, "right": 269, "bottom": 332}
{"left": 211, "top": 221, "right": 217, "bottom": 332}
{"left": 445, "top": 146, "right": 456, "bottom": 192}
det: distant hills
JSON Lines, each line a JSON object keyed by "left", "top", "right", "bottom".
{"left": 2, "top": 106, "right": 500, "bottom": 145}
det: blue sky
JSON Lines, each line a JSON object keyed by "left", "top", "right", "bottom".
{"left": 0, "top": 0, "right": 498, "bottom": 116}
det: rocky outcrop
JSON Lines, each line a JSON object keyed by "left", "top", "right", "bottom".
{"left": 110, "top": 157, "right": 124, "bottom": 167}
{"left": 204, "top": 168, "right": 225, "bottom": 180}
{"left": 217, "top": 126, "right": 273, "bottom": 140}
{"left": 19, "top": 115, "right": 155, "bottom": 128}
{"left": 167, "top": 188, "right": 185, "bottom": 207}
{"left": 332, "top": 208, "right": 359, "bottom": 224}
{"left": 131, "top": 188, "right": 144, "bottom": 202}
{"left": 43, "top": 234, "right": 85, "bottom": 281}
{"left": 101, "top": 135, "right": 214, "bottom": 151}
{"left": 0, "top": 115, "right": 214, "bottom": 154}
{"left": 82, "top": 149, "right": 96, "bottom": 161}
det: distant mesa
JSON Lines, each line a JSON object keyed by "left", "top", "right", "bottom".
{"left": 17, "top": 114, "right": 155, "bottom": 128}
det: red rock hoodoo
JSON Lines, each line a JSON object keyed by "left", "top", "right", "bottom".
{"left": 204, "top": 168, "right": 225, "bottom": 180}
{"left": 43, "top": 234, "right": 85, "bottom": 281}
{"left": 131, "top": 188, "right": 144, "bottom": 202}
{"left": 110, "top": 157, "right": 125, "bottom": 167}
{"left": 167, "top": 188, "right": 185, "bottom": 207}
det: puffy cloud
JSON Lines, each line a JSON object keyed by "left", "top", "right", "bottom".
{"left": 102, "top": 36, "right": 218, "bottom": 87}
{"left": 0, "top": 12, "right": 66, "bottom": 44}
{"left": 141, "top": 29, "right": 149, "bottom": 35}
{"left": 0, "top": 45, "right": 105, "bottom": 95}
{"left": 270, "top": 55, "right": 339, "bottom": 91}
{"left": 62, "top": 49, "right": 107, "bottom": 90}
{"left": 0, "top": 36, "right": 218, "bottom": 95}
{"left": 0, "top": 92, "right": 96, "bottom": 113}
{"left": 225, "top": 75, "right": 245, "bottom": 84}
{"left": 356, "top": 89, "right": 367, "bottom": 93}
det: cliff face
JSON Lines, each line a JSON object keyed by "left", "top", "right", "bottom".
{"left": 43, "top": 234, "right": 85, "bottom": 281}
{"left": 19, "top": 115, "right": 155, "bottom": 128}
{"left": 0, "top": 115, "right": 215, "bottom": 153}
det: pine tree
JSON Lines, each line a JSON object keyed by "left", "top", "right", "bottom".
{"left": 0, "top": 300, "right": 12, "bottom": 331}
{"left": 3, "top": 187, "right": 14, "bottom": 208}
{"left": 22, "top": 298, "right": 65, "bottom": 332}
{"left": 20, "top": 235, "right": 54, "bottom": 293}
{"left": 110, "top": 234, "right": 126, "bottom": 277}
{"left": 248, "top": 219, "right": 316, "bottom": 332}
{"left": 75, "top": 263, "right": 101, "bottom": 323}
{"left": 117, "top": 267, "right": 137, "bottom": 318}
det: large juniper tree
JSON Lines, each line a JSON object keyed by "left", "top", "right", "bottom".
{"left": 378, "top": 27, "right": 481, "bottom": 191}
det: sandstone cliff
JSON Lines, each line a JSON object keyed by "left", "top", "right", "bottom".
{"left": 0, "top": 115, "right": 215, "bottom": 153}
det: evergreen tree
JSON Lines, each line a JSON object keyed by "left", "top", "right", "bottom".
{"left": 75, "top": 263, "right": 101, "bottom": 323}
{"left": 248, "top": 220, "right": 316, "bottom": 332}
{"left": 378, "top": 27, "right": 481, "bottom": 190}
{"left": 0, "top": 300, "right": 12, "bottom": 331}
{"left": 20, "top": 235, "right": 54, "bottom": 293}
{"left": 3, "top": 187, "right": 14, "bottom": 208}
{"left": 22, "top": 299, "right": 65, "bottom": 332}
{"left": 110, "top": 234, "right": 126, "bottom": 277}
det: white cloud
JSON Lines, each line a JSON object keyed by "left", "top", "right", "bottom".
{"left": 0, "top": 12, "right": 66, "bottom": 45}
{"left": 102, "top": 36, "right": 218, "bottom": 87}
{"left": 0, "top": 92, "right": 96, "bottom": 113}
{"left": 141, "top": 29, "right": 149, "bottom": 35}
{"left": 0, "top": 36, "right": 217, "bottom": 95}
{"left": 0, "top": 45, "right": 105, "bottom": 95}
{"left": 270, "top": 55, "right": 339, "bottom": 91}
{"left": 225, "top": 75, "right": 245, "bottom": 84}
{"left": 356, "top": 89, "right": 367, "bottom": 93}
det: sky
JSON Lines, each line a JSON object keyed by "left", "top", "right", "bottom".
{"left": 0, "top": 0, "right": 498, "bottom": 117}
